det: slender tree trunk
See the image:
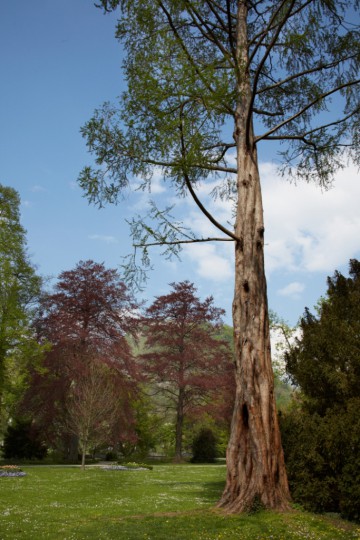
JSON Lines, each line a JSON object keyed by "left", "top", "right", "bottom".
{"left": 64, "top": 433, "right": 79, "bottom": 463}
{"left": 218, "top": 1, "right": 290, "bottom": 513}
{"left": 174, "top": 388, "right": 184, "bottom": 462}
{"left": 81, "top": 443, "right": 86, "bottom": 470}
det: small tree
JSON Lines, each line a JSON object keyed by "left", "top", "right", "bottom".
{"left": 142, "top": 281, "right": 233, "bottom": 461}
{"left": 191, "top": 428, "right": 217, "bottom": 463}
{"left": 66, "top": 361, "right": 120, "bottom": 469}
{"left": 2, "top": 420, "right": 47, "bottom": 460}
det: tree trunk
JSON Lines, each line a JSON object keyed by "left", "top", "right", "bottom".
{"left": 81, "top": 443, "right": 86, "bottom": 470}
{"left": 174, "top": 388, "right": 184, "bottom": 462}
{"left": 64, "top": 433, "right": 79, "bottom": 463}
{"left": 218, "top": 1, "right": 290, "bottom": 513}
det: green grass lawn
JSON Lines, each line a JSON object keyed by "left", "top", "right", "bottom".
{"left": 0, "top": 464, "right": 359, "bottom": 539}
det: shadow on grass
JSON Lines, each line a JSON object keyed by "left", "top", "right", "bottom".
{"left": 200, "top": 480, "right": 226, "bottom": 503}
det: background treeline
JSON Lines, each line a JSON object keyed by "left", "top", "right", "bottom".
{"left": 1, "top": 184, "right": 360, "bottom": 523}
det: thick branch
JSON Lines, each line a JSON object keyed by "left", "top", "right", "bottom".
{"left": 185, "top": 1, "right": 235, "bottom": 67}
{"left": 179, "top": 105, "right": 239, "bottom": 242}
{"left": 255, "top": 79, "right": 360, "bottom": 142}
{"left": 248, "top": 0, "right": 291, "bottom": 65}
{"left": 248, "top": 0, "right": 313, "bottom": 50}
{"left": 263, "top": 108, "right": 360, "bottom": 143}
{"left": 247, "top": 0, "right": 297, "bottom": 141}
{"left": 158, "top": 0, "right": 233, "bottom": 115}
{"left": 256, "top": 53, "right": 359, "bottom": 95}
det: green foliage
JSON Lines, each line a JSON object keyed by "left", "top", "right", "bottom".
{"left": 281, "top": 399, "right": 360, "bottom": 522}
{"left": 2, "top": 420, "right": 47, "bottom": 460}
{"left": 191, "top": 428, "right": 217, "bottom": 463}
{"left": 0, "top": 464, "right": 358, "bottom": 539}
{"left": 282, "top": 260, "right": 360, "bottom": 522}
{"left": 286, "top": 259, "right": 360, "bottom": 414}
{"left": 0, "top": 185, "right": 44, "bottom": 431}
{"left": 80, "top": 2, "right": 360, "bottom": 286}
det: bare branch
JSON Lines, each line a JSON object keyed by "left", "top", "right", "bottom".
{"left": 134, "top": 237, "right": 235, "bottom": 248}
{"left": 247, "top": 0, "right": 297, "bottom": 142}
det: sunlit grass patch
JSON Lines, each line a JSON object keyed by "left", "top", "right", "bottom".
{"left": 0, "top": 464, "right": 358, "bottom": 539}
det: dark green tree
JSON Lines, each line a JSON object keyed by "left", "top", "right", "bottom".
{"left": 79, "top": 1, "right": 360, "bottom": 512}
{"left": 2, "top": 419, "right": 47, "bottom": 460}
{"left": 0, "top": 185, "right": 43, "bottom": 430}
{"left": 286, "top": 259, "right": 360, "bottom": 415}
{"left": 191, "top": 428, "right": 218, "bottom": 463}
{"left": 282, "top": 259, "right": 360, "bottom": 521}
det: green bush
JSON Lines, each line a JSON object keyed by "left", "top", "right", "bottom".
{"left": 191, "top": 428, "right": 217, "bottom": 463}
{"left": 280, "top": 398, "right": 360, "bottom": 522}
{"left": 2, "top": 420, "right": 47, "bottom": 460}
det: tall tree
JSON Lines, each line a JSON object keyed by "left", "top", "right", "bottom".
{"left": 0, "top": 185, "right": 43, "bottom": 429}
{"left": 142, "top": 281, "right": 234, "bottom": 461}
{"left": 24, "top": 260, "right": 139, "bottom": 458}
{"left": 79, "top": 1, "right": 360, "bottom": 512}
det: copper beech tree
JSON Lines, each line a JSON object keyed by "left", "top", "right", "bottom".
{"left": 24, "top": 260, "right": 139, "bottom": 459}
{"left": 79, "top": 1, "right": 360, "bottom": 512}
{"left": 142, "top": 281, "right": 234, "bottom": 461}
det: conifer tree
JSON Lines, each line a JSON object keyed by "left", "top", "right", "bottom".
{"left": 79, "top": 1, "right": 360, "bottom": 512}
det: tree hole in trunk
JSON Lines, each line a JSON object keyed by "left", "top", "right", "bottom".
{"left": 242, "top": 403, "right": 249, "bottom": 428}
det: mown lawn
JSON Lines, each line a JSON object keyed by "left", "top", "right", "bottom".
{"left": 0, "top": 464, "right": 359, "bottom": 539}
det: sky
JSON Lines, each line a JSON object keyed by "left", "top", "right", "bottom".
{"left": 1, "top": 1, "right": 359, "bottom": 327}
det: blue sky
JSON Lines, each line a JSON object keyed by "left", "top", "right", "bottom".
{"left": 1, "top": 1, "right": 359, "bottom": 327}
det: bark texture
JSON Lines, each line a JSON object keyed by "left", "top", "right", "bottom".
{"left": 218, "top": 1, "right": 290, "bottom": 513}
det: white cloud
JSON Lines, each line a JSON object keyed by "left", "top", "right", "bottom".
{"left": 262, "top": 162, "right": 360, "bottom": 274}
{"left": 183, "top": 242, "right": 233, "bottom": 282}
{"left": 277, "top": 281, "right": 305, "bottom": 299}
{"left": 128, "top": 160, "right": 360, "bottom": 287}
{"left": 88, "top": 234, "right": 118, "bottom": 244}
{"left": 30, "top": 184, "right": 46, "bottom": 192}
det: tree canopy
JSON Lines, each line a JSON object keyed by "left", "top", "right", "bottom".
{"left": 0, "top": 184, "right": 43, "bottom": 430}
{"left": 22, "top": 260, "right": 139, "bottom": 458}
{"left": 286, "top": 259, "right": 360, "bottom": 414}
{"left": 141, "top": 281, "right": 234, "bottom": 460}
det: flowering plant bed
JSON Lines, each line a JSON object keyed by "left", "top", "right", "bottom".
{"left": 0, "top": 465, "right": 26, "bottom": 477}
{"left": 102, "top": 462, "right": 153, "bottom": 471}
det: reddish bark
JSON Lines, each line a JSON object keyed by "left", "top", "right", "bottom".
{"left": 217, "top": 2, "right": 290, "bottom": 512}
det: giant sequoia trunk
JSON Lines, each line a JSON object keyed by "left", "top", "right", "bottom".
{"left": 218, "top": 2, "right": 290, "bottom": 513}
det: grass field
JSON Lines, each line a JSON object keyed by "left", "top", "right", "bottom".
{"left": 0, "top": 464, "right": 359, "bottom": 539}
